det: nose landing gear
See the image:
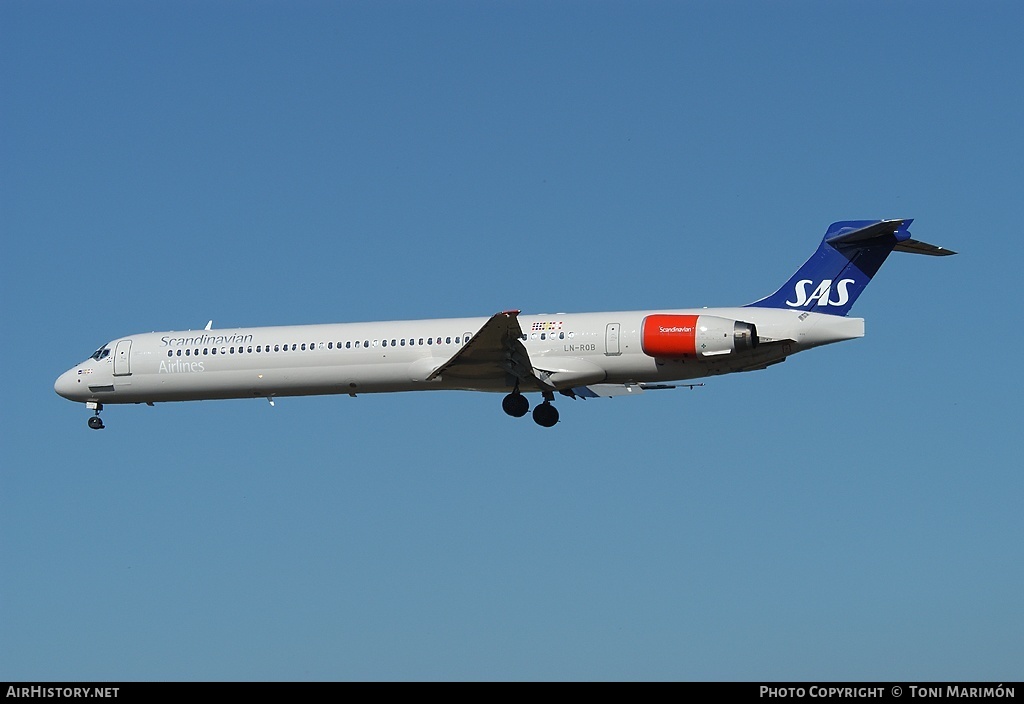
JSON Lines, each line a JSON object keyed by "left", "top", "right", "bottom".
{"left": 86, "top": 402, "right": 105, "bottom": 430}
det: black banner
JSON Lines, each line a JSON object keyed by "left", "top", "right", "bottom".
{"left": 1, "top": 682, "right": 1021, "bottom": 697}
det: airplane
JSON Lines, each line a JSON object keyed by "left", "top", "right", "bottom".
{"left": 55, "top": 219, "right": 954, "bottom": 429}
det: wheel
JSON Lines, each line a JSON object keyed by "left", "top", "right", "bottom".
{"left": 502, "top": 392, "right": 529, "bottom": 418}
{"left": 88, "top": 416, "right": 105, "bottom": 430}
{"left": 532, "top": 402, "right": 559, "bottom": 428}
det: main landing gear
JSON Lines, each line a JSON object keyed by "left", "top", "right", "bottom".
{"left": 532, "top": 400, "right": 559, "bottom": 428}
{"left": 87, "top": 402, "right": 104, "bottom": 430}
{"left": 502, "top": 388, "right": 559, "bottom": 428}
{"left": 501, "top": 390, "right": 529, "bottom": 418}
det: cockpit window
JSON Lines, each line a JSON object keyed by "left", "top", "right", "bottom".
{"left": 90, "top": 346, "right": 111, "bottom": 361}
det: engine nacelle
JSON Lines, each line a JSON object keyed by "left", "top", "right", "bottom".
{"left": 641, "top": 314, "right": 758, "bottom": 359}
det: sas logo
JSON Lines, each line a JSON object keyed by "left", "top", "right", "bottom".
{"left": 786, "top": 279, "right": 856, "bottom": 308}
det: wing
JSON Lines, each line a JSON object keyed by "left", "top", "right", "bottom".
{"left": 427, "top": 310, "right": 554, "bottom": 390}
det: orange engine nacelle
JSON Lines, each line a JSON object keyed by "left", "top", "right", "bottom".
{"left": 641, "top": 314, "right": 758, "bottom": 359}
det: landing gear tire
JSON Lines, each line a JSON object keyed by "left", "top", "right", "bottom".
{"left": 87, "top": 416, "right": 105, "bottom": 430}
{"left": 532, "top": 402, "right": 559, "bottom": 428}
{"left": 502, "top": 392, "right": 530, "bottom": 418}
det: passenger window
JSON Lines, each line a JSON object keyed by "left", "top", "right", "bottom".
{"left": 419, "top": 338, "right": 424, "bottom": 345}
{"left": 540, "top": 333, "right": 546, "bottom": 340}
{"left": 427, "top": 338, "right": 432, "bottom": 345}
{"left": 392, "top": 339, "right": 397, "bottom": 346}
{"left": 204, "top": 348, "right": 209, "bottom": 355}
{"left": 446, "top": 337, "right": 451, "bottom": 344}
{"left": 176, "top": 349, "right": 182, "bottom": 356}
{"left": 167, "top": 350, "right": 173, "bottom": 357}
{"left": 400, "top": 339, "right": 405, "bottom": 346}
{"left": 382, "top": 340, "right": 388, "bottom": 347}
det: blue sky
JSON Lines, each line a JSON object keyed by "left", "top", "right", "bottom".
{"left": 2, "top": 1, "right": 1021, "bottom": 681}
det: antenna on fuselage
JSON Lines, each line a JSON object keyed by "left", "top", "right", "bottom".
{"left": 205, "top": 320, "right": 213, "bottom": 330}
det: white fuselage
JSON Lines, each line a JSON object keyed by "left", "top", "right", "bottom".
{"left": 54, "top": 307, "right": 863, "bottom": 406}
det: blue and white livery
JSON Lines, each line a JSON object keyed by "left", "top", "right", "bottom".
{"left": 55, "top": 219, "right": 955, "bottom": 429}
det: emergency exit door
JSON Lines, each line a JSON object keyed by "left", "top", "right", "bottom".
{"left": 605, "top": 323, "right": 621, "bottom": 356}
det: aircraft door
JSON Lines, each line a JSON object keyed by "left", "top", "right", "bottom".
{"left": 113, "top": 340, "right": 132, "bottom": 376}
{"left": 605, "top": 323, "right": 621, "bottom": 356}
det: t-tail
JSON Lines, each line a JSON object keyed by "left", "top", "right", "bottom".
{"left": 745, "top": 219, "right": 956, "bottom": 316}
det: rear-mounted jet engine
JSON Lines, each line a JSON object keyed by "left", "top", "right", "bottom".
{"left": 641, "top": 314, "right": 758, "bottom": 358}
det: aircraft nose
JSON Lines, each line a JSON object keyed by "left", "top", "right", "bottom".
{"left": 54, "top": 369, "right": 80, "bottom": 400}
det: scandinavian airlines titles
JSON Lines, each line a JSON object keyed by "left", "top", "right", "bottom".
{"left": 786, "top": 279, "right": 856, "bottom": 308}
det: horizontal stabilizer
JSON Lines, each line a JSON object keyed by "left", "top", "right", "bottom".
{"left": 894, "top": 239, "right": 957, "bottom": 256}
{"left": 824, "top": 219, "right": 910, "bottom": 247}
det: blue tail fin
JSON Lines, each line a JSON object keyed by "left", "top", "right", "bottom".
{"left": 745, "top": 219, "right": 954, "bottom": 316}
